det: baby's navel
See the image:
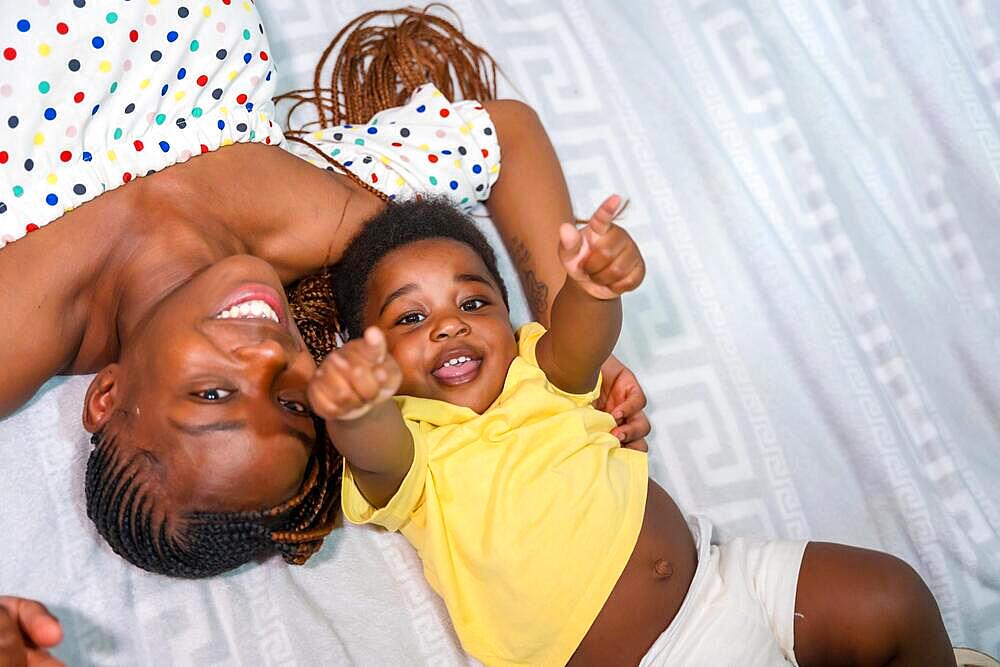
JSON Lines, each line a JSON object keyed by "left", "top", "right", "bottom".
{"left": 652, "top": 558, "right": 674, "bottom": 580}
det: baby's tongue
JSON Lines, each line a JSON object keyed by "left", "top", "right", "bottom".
{"left": 433, "top": 359, "right": 479, "bottom": 379}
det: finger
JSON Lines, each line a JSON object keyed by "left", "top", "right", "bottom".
{"left": 377, "top": 355, "right": 404, "bottom": 398}
{"left": 307, "top": 375, "right": 348, "bottom": 420}
{"left": 621, "top": 437, "right": 649, "bottom": 453}
{"left": 362, "top": 326, "right": 387, "bottom": 364}
{"left": 11, "top": 600, "right": 61, "bottom": 649}
{"left": 595, "top": 385, "right": 610, "bottom": 412}
{"left": 607, "top": 384, "right": 647, "bottom": 424}
{"left": 608, "top": 260, "right": 646, "bottom": 294}
{"left": 27, "top": 648, "right": 65, "bottom": 667}
{"left": 586, "top": 194, "right": 622, "bottom": 235}
{"left": 614, "top": 413, "right": 651, "bottom": 444}
{"left": 345, "top": 360, "right": 385, "bottom": 404}
{"left": 612, "top": 196, "right": 630, "bottom": 220}
{"left": 579, "top": 230, "right": 630, "bottom": 277}
{"left": 589, "top": 249, "right": 642, "bottom": 288}
{"left": 309, "top": 359, "right": 364, "bottom": 419}
{"left": 338, "top": 343, "right": 381, "bottom": 375}
{"left": 338, "top": 344, "right": 396, "bottom": 401}
{"left": 0, "top": 607, "right": 28, "bottom": 667}
{"left": 558, "top": 222, "right": 585, "bottom": 268}
{"left": 596, "top": 357, "right": 625, "bottom": 413}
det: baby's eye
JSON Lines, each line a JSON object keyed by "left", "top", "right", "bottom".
{"left": 280, "top": 398, "right": 311, "bottom": 415}
{"left": 396, "top": 312, "right": 425, "bottom": 326}
{"left": 192, "top": 388, "right": 233, "bottom": 401}
{"left": 460, "top": 298, "right": 487, "bottom": 312}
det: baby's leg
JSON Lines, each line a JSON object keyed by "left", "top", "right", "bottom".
{"left": 793, "top": 542, "right": 955, "bottom": 666}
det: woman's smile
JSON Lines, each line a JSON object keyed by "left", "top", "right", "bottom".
{"left": 211, "top": 282, "right": 288, "bottom": 326}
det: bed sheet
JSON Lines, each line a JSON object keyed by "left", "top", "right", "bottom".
{"left": 2, "top": 0, "right": 998, "bottom": 663}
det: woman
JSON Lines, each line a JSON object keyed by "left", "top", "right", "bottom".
{"left": 0, "top": 1, "right": 647, "bottom": 585}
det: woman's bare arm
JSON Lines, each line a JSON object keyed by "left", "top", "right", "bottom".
{"left": 483, "top": 101, "right": 651, "bottom": 443}
{"left": 482, "top": 100, "right": 572, "bottom": 326}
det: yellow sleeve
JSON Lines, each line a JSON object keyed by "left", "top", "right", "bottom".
{"left": 514, "top": 322, "right": 603, "bottom": 407}
{"left": 340, "top": 418, "right": 428, "bottom": 532}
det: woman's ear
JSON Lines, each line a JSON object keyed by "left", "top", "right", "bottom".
{"left": 82, "top": 364, "right": 121, "bottom": 433}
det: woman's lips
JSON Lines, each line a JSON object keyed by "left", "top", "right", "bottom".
{"left": 431, "top": 358, "right": 482, "bottom": 385}
{"left": 213, "top": 283, "right": 288, "bottom": 325}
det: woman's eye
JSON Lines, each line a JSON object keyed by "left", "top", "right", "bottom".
{"left": 461, "top": 298, "right": 487, "bottom": 312}
{"left": 397, "top": 312, "right": 425, "bottom": 325}
{"left": 280, "top": 399, "right": 311, "bottom": 415}
{"left": 193, "top": 388, "right": 233, "bottom": 401}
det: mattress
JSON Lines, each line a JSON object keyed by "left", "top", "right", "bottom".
{"left": 2, "top": 0, "right": 998, "bottom": 663}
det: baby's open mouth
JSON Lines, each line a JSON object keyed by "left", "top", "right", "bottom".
{"left": 432, "top": 354, "right": 483, "bottom": 385}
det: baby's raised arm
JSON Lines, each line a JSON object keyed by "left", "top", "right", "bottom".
{"left": 535, "top": 195, "right": 645, "bottom": 394}
{"left": 307, "top": 327, "right": 413, "bottom": 509}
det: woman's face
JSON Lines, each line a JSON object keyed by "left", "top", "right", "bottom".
{"left": 92, "top": 255, "right": 319, "bottom": 514}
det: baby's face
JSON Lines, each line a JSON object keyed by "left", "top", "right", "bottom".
{"left": 362, "top": 238, "right": 517, "bottom": 413}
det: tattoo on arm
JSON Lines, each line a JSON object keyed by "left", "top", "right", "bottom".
{"left": 510, "top": 236, "right": 550, "bottom": 321}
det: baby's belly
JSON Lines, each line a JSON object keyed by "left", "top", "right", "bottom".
{"left": 568, "top": 479, "right": 697, "bottom": 667}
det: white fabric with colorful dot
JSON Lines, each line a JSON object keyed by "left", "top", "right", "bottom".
{"left": 0, "top": 0, "right": 282, "bottom": 247}
{"left": 285, "top": 83, "right": 502, "bottom": 210}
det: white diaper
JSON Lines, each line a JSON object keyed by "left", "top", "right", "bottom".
{"left": 640, "top": 515, "right": 807, "bottom": 667}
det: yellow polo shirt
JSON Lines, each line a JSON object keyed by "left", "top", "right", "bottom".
{"left": 342, "top": 323, "right": 648, "bottom": 666}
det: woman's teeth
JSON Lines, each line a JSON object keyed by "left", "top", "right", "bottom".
{"left": 214, "top": 299, "right": 279, "bottom": 323}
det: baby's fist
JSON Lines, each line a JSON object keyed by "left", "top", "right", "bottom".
{"left": 308, "top": 327, "right": 402, "bottom": 421}
{"left": 559, "top": 194, "right": 645, "bottom": 300}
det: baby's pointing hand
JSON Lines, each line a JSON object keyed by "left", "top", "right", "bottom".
{"left": 308, "top": 327, "right": 402, "bottom": 421}
{"left": 558, "top": 194, "right": 646, "bottom": 300}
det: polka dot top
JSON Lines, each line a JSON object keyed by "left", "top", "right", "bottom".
{"left": 285, "top": 83, "right": 502, "bottom": 211}
{"left": 0, "top": 0, "right": 282, "bottom": 248}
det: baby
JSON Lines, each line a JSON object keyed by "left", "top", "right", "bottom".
{"left": 309, "top": 197, "right": 954, "bottom": 666}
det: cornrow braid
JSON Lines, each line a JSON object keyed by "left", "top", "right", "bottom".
{"left": 85, "top": 419, "right": 341, "bottom": 578}
{"left": 287, "top": 268, "right": 343, "bottom": 364}
{"left": 274, "top": 3, "right": 499, "bottom": 130}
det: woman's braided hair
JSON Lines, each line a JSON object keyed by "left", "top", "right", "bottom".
{"left": 86, "top": 5, "right": 502, "bottom": 577}
{"left": 85, "top": 424, "right": 340, "bottom": 578}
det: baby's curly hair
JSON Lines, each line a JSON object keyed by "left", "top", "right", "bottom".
{"left": 332, "top": 197, "right": 509, "bottom": 339}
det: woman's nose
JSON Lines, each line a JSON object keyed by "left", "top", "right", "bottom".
{"left": 232, "top": 338, "right": 290, "bottom": 372}
{"left": 432, "top": 315, "right": 470, "bottom": 341}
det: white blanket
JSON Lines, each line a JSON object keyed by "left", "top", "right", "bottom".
{"left": 2, "top": 1, "right": 998, "bottom": 663}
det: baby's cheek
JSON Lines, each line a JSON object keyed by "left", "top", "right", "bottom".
{"left": 401, "top": 365, "right": 435, "bottom": 397}
{"left": 391, "top": 351, "right": 426, "bottom": 396}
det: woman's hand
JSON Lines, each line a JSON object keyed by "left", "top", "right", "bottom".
{"left": 0, "top": 596, "right": 63, "bottom": 667}
{"left": 307, "top": 327, "right": 402, "bottom": 422}
{"left": 598, "top": 355, "right": 650, "bottom": 452}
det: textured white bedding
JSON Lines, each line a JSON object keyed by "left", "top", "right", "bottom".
{"left": 2, "top": 1, "right": 998, "bottom": 663}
